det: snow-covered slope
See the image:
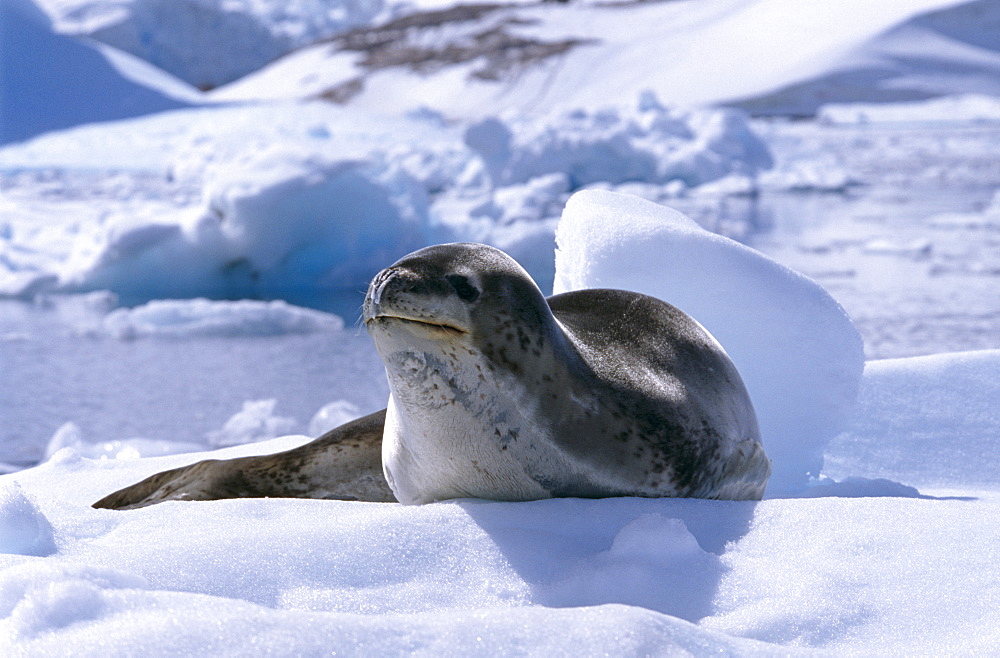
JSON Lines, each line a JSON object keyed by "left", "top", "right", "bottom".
{"left": 44, "top": 0, "right": 999, "bottom": 115}
{"left": 18, "top": 0, "right": 999, "bottom": 143}
{"left": 0, "top": 0, "right": 202, "bottom": 145}
{"left": 35, "top": 0, "right": 407, "bottom": 89}
{"left": 732, "top": 0, "right": 1000, "bottom": 115}
{"left": 212, "top": 0, "right": 999, "bottom": 118}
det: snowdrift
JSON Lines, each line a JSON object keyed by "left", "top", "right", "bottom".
{"left": 554, "top": 190, "right": 865, "bottom": 495}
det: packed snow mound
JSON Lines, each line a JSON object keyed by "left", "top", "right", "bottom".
{"left": 205, "top": 399, "right": 300, "bottom": 448}
{"left": 43, "top": 422, "right": 205, "bottom": 463}
{"left": 39, "top": 396, "right": 342, "bottom": 465}
{"left": 99, "top": 298, "right": 344, "bottom": 339}
{"left": 554, "top": 190, "right": 865, "bottom": 495}
{"left": 465, "top": 98, "right": 772, "bottom": 189}
{"left": 36, "top": 0, "right": 398, "bottom": 89}
{"left": 0, "top": 0, "right": 200, "bottom": 145}
{"left": 53, "top": 148, "right": 430, "bottom": 306}
{"left": 825, "top": 349, "right": 1000, "bottom": 489}
{"left": 732, "top": 0, "right": 1000, "bottom": 116}
{"left": 0, "top": 482, "right": 54, "bottom": 557}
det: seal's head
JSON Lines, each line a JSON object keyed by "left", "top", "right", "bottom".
{"left": 362, "top": 243, "right": 571, "bottom": 504}
{"left": 363, "top": 242, "right": 554, "bottom": 360}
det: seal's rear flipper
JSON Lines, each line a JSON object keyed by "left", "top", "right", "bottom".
{"left": 92, "top": 409, "right": 395, "bottom": 510}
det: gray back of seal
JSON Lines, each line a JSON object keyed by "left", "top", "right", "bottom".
{"left": 544, "top": 288, "right": 767, "bottom": 500}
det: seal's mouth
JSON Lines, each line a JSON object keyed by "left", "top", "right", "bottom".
{"left": 366, "top": 314, "right": 467, "bottom": 337}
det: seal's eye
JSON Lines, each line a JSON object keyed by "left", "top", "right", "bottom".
{"left": 447, "top": 275, "right": 480, "bottom": 302}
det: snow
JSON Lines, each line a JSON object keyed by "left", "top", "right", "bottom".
{"left": 824, "top": 349, "right": 1000, "bottom": 489}
{"left": 35, "top": 0, "right": 408, "bottom": 89}
{"left": 1, "top": 97, "right": 769, "bottom": 306}
{"left": 819, "top": 93, "right": 1000, "bottom": 124}
{"left": 466, "top": 102, "right": 772, "bottom": 189}
{"left": 0, "top": 483, "right": 55, "bottom": 557}
{"left": 308, "top": 400, "right": 364, "bottom": 438}
{"left": 4, "top": 187, "right": 998, "bottom": 652}
{"left": 99, "top": 298, "right": 344, "bottom": 339}
{"left": 0, "top": 0, "right": 201, "bottom": 145}
{"left": 3, "top": 0, "right": 1000, "bottom": 653}
{"left": 205, "top": 399, "right": 301, "bottom": 448}
{"left": 43, "top": 421, "right": 206, "bottom": 463}
{"left": 210, "top": 0, "right": 999, "bottom": 119}
{"left": 19, "top": 0, "right": 999, "bottom": 123}
{"left": 3, "top": 346, "right": 1000, "bottom": 654}
{"left": 0, "top": 104, "right": 441, "bottom": 304}
{"left": 731, "top": 0, "right": 1000, "bottom": 115}
{"left": 45, "top": 0, "right": 997, "bottom": 113}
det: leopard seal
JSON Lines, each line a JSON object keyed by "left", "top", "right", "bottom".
{"left": 93, "top": 243, "right": 769, "bottom": 510}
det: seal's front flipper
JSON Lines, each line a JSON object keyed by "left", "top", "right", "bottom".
{"left": 92, "top": 409, "right": 394, "bottom": 510}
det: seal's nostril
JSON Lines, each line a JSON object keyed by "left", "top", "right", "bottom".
{"left": 373, "top": 274, "right": 392, "bottom": 305}
{"left": 369, "top": 269, "right": 397, "bottom": 306}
